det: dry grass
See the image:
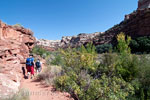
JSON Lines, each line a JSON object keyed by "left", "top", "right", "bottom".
{"left": 37, "top": 65, "right": 62, "bottom": 86}
{"left": 1, "top": 89, "right": 29, "bottom": 100}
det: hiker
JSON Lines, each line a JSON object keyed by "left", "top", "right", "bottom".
{"left": 35, "top": 59, "right": 42, "bottom": 74}
{"left": 26, "top": 54, "right": 35, "bottom": 79}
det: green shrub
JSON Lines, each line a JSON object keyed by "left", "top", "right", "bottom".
{"left": 136, "top": 55, "right": 150, "bottom": 99}
{"left": 115, "top": 33, "right": 150, "bottom": 99}
{"left": 31, "top": 46, "right": 51, "bottom": 58}
{"left": 130, "top": 39, "right": 139, "bottom": 53}
{"left": 56, "top": 73, "right": 134, "bottom": 100}
{"left": 60, "top": 43, "right": 98, "bottom": 73}
{"left": 116, "top": 32, "right": 131, "bottom": 54}
{"left": 54, "top": 43, "right": 135, "bottom": 100}
{"left": 130, "top": 36, "right": 150, "bottom": 53}
{"left": 115, "top": 54, "right": 139, "bottom": 81}
{"left": 35, "top": 33, "right": 150, "bottom": 99}
{"left": 49, "top": 52, "right": 64, "bottom": 66}
{"left": 96, "top": 44, "right": 112, "bottom": 53}
{"left": 113, "top": 33, "right": 139, "bottom": 81}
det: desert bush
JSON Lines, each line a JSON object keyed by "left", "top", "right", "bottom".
{"left": 38, "top": 33, "right": 150, "bottom": 99}
{"left": 37, "top": 65, "right": 62, "bottom": 85}
{"left": 96, "top": 44, "right": 112, "bottom": 53}
{"left": 49, "top": 52, "right": 64, "bottom": 66}
{"left": 114, "top": 32, "right": 139, "bottom": 81}
{"left": 130, "top": 39, "right": 139, "bottom": 53}
{"left": 105, "top": 33, "right": 150, "bottom": 99}
{"left": 116, "top": 32, "right": 131, "bottom": 54}
{"left": 32, "top": 46, "right": 51, "bottom": 58}
{"left": 60, "top": 43, "right": 98, "bottom": 73}
{"left": 136, "top": 55, "right": 150, "bottom": 99}
{"left": 54, "top": 43, "right": 135, "bottom": 100}
{"left": 56, "top": 73, "right": 134, "bottom": 100}
{"left": 116, "top": 54, "right": 139, "bottom": 81}
{"left": 130, "top": 36, "right": 150, "bottom": 53}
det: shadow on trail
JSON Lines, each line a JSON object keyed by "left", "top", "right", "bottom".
{"left": 22, "top": 66, "right": 28, "bottom": 79}
{"left": 31, "top": 79, "right": 54, "bottom": 89}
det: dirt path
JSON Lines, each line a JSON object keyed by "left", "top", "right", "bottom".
{"left": 21, "top": 60, "right": 73, "bottom": 100}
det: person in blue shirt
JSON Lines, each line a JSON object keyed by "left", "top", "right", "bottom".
{"left": 26, "top": 54, "right": 35, "bottom": 79}
{"left": 35, "top": 59, "right": 42, "bottom": 75}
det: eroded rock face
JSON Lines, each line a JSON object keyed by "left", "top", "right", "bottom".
{"left": 36, "top": 32, "right": 101, "bottom": 50}
{"left": 60, "top": 32, "right": 101, "bottom": 48}
{"left": 37, "top": 1, "right": 150, "bottom": 50}
{"left": 94, "top": 8, "right": 150, "bottom": 46}
{"left": 138, "top": 0, "right": 150, "bottom": 10}
{"left": 0, "top": 20, "right": 35, "bottom": 98}
{"left": 36, "top": 39, "right": 61, "bottom": 49}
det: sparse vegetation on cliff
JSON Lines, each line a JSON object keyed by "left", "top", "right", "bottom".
{"left": 12, "top": 23, "right": 22, "bottom": 27}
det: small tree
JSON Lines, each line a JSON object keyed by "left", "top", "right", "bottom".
{"left": 117, "top": 32, "right": 131, "bottom": 54}
{"left": 115, "top": 32, "right": 138, "bottom": 82}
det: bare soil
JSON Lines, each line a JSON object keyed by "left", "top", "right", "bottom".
{"left": 20, "top": 60, "right": 73, "bottom": 100}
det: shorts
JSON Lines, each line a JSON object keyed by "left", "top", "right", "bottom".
{"left": 36, "top": 67, "right": 41, "bottom": 73}
{"left": 26, "top": 65, "right": 34, "bottom": 75}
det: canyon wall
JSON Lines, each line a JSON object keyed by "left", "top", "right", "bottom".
{"left": 36, "top": 32, "right": 101, "bottom": 50}
{"left": 105, "top": 8, "right": 150, "bottom": 45}
{"left": 138, "top": 0, "right": 150, "bottom": 10}
{"left": 92, "top": 8, "right": 150, "bottom": 46}
{"left": 37, "top": 1, "right": 150, "bottom": 50}
{"left": 0, "top": 21, "right": 35, "bottom": 98}
{"left": 37, "top": 7, "right": 150, "bottom": 49}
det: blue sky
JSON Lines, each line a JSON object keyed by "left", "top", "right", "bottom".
{"left": 0, "top": 0, "right": 138, "bottom": 40}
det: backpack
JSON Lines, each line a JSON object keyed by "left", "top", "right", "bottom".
{"left": 26, "top": 58, "right": 34, "bottom": 66}
{"left": 36, "top": 61, "right": 41, "bottom": 68}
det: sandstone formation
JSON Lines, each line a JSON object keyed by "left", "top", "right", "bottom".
{"left": 94, "top": 1, "right": 150, "bottom": 46}
{"left": 60, "top": 32, "right": 101, "bottom": 48}
{"left": 138, "top": 0, "right": 150, "bottom": 10}
{"left": 0, "top": 21, "right": 35, "bottom": 98}
{"left": 36, "top": 39, "right": 61, "bottom": 51}
{"left": 36, "top": 32, "right": 101, "bottom": 50}
{"left": 37, "top": 0, "right": 150, "bottom": 49}
{"left": 104, "top": 8, "right": 150, "bottom": 45}
{"left": 36, "top": 39, "right": 61, "bottom": 48}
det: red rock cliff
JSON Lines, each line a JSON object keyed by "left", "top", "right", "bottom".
{"left": 0, "top": 20, "right": 35, "bottom": 98}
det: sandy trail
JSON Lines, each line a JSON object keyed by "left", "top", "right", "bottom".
{"left": 21, "top": 60, "right": 73, "bottom": 100}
